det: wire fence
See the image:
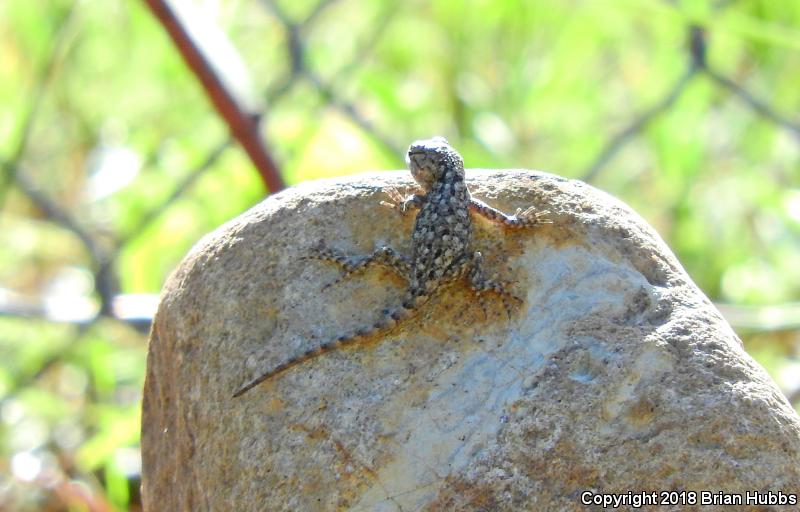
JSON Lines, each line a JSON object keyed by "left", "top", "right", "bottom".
{"left": 3, "top": 0, "right": 798, "bottom": 333}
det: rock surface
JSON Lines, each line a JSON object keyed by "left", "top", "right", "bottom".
{"left": 141, "top": 169, "right": 800, "bottom": 511}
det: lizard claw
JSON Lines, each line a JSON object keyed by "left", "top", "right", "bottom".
{"left": 515, "top": 206, "right": 553, "bottom": 226}
{"left": 381, "top": 187, "right": 421, "bottom": 215}
{"left": 380, "top": 187, "right": 405, "bottom": 211}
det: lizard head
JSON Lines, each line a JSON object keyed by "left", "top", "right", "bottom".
{"left": 406, "top": 136, "right": 464, "bottom": 189}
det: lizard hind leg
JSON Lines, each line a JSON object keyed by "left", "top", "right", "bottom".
{"left": 467, "top": 251, "right": 522, "bottom": 320}
{"left": 474, "top": 291, "right": 490, "bottom": 321}
{"left": 306, "top": 245, "right": 412, "bottom": 291}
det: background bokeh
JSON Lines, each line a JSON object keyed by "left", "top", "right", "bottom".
{"left": 1, "top": 0, "right": 798, "bottom": 510}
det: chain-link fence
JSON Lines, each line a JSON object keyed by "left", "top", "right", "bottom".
{"left": 1, "top": 0, "right": 799, "bottom": 509}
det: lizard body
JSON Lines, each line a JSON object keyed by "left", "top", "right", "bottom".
{"left": 233, "top": 137, "right": 547, "bottom": 397}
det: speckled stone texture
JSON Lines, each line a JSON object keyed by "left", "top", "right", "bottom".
{"left": 141, "top": 170, "right": 800, "bottom": 512}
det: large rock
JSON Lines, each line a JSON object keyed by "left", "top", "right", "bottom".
{"left": 141, "top": 169, "right": 800, "bottom": 511}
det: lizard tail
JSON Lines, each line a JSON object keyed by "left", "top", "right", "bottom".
{"left": 233, "top": 294, "right": 428, "bottom": 397}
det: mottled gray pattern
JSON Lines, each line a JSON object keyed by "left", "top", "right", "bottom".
{"left": 233, "top": 137, "right": 548, "bottom": 397}
{"left": 407, "top": 136, "right": 473, "bottom": 297}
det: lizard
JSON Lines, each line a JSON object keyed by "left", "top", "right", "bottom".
{"left": 233, "top": 136, "right": 549, "bottom": 397}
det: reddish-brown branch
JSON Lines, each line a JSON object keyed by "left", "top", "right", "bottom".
{"left": 143, "top": 0, "right": 285, "bottom": 193}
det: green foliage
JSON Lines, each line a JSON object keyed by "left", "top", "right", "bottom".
{"left": 1, "top": 0, "right": 798, "bottom": 509}
{"left": 0, "top": 318, "right": 144, "bottom": 510}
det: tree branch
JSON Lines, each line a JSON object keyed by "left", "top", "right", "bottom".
{"left": 143, "top": 0, "right": 286, "bottom": 193}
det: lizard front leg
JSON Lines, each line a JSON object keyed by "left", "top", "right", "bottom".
{"left": 469, "top": 197, "right": 550, "bottom": 229}
{"left": 381, "top": 187, "right": 425, "bottom": 214}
